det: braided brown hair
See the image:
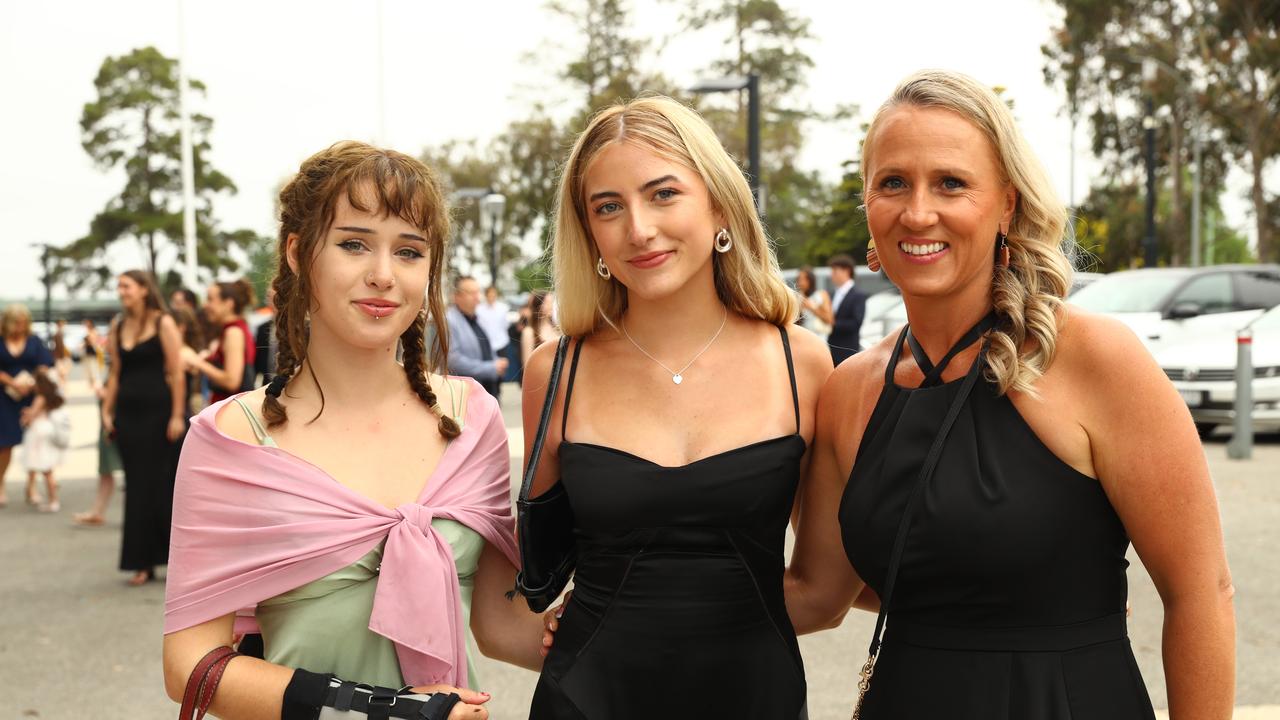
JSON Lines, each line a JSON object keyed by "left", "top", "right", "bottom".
{"left": 262, "top": 141, "right": 459, "bottom": 438}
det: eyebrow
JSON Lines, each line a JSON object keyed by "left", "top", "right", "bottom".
{"left": 587, "top": 174, "right": 682, "bottom": 203}
{"left": 335, "top": 226, "right": 428, "bottom": 243}
{"left": 873, "top": 166, "right": 974, "bottom": 177}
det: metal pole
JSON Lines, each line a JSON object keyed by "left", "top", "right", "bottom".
{"left": 42, "top": 246, "right": 53, "bottom": 343}
{"left": 1191, "top": 124, "right": 1202, "bottom": 267}
{"left": 489, "top": 223, "right": 498, "bottom": 290}
{"left": 746, "top": 73, "right": 761, "bottom": 215}
{"left": 1227, "top": 328, "right": 1254, "bottom": 460}
{"left": 1143, "top": 96, "right": 1158, "bottom": 268}
{"left": 177, "top": 0, "right": 197, "bottom": 289}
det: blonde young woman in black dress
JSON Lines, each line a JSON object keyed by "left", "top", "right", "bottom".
{"left": 523, "top": 96, "right": 832, "bottom": 719}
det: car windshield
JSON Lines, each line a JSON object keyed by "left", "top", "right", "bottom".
{"left": 1069, "top": 273, "right": 1186, "bottom": 313}
{"left": 1251, "top": 305, "right": 1280, "bottom": 331}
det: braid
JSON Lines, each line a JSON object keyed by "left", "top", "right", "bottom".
{"left": 262, "top": 270, "right": 303, "bottom": 429}
{"left": 401, "top": 312, "right": 461, "bottom": 439}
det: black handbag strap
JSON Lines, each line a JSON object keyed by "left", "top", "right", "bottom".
{"left": 865, "top": 313, "right": 996, "bottom": 661}
{"left": 518, "top": 335, "right": 572, "bottom": 502}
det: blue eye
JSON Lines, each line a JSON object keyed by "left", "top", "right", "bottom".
{"left": 654, "top": 188, "right": 679, "bottom": 201}
{"left": 595, "top": 201, "right": 622, "bottom": 216}
{"left": 941, "top": 177, "right": 966, "bottom": 190}
{"left": 397, "top": 247, "right": 425, "bottom": 260}
{"left": 338, "top": 239, "right": 366, "bottom": 252}
{"left": 880, "top": 177, "right": 906, "bottom": 190}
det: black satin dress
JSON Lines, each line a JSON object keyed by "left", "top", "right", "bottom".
{"left": 530, "top": 328, "right": 808, "bottom": 719}
{"left": 115, "top": 334, "right": 178, "bottom": 572}
{"left": 839, "top": 320, "right": 1156, "bottom": 719}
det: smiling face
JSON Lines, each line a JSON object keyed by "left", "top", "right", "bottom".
{"left": 582, "top": 141, "right": 723, "bottom": 303}
{"left": 288, "top": 184, "right": 432, "bottom": 352}
{"left": 116, "top": 274, "right": 147, "bottom": 314}
{"left": 863, "top": 106, "right": 1016, "bottom": 301}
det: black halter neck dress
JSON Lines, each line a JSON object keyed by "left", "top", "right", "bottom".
{"left": 530, "top": 327, "right": 808, "bottom": 719}
{"left": 839, "top": 317, "right": 1156, "bottom": 719}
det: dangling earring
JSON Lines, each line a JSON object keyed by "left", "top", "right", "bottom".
{"left": 596, "top": 257, "right": 611, "bottom": 279}
{"left": 714, "top": 228, "right": 733, "bottom": 253}
{"left": 866, "top": 239, "right": 881, "bottom": 272}
{"left": 996, "top": 232, "right": 1010, "bottom": 268}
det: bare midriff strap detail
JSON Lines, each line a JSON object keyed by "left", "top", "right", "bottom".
{"left": 232, "top": 396, "right": 277, "bottom": 448}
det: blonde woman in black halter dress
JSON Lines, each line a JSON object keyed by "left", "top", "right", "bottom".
{"left": 522, "top": 96, "right": 832, "bottom": 719}
{"left": 784, "top": 71, "right": 1234, "bottom": 719}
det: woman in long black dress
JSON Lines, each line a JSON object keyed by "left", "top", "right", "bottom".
{"left": 785, "top": 70, "right": 1234, "bottom": 718}
{"left": 102, "top": 270, "right": 187, "bottom": 586}
{"left": 521, "top": 96, "right": 832, "bottom": 718}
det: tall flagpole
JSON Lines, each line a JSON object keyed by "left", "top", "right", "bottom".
{"left": 178, "top": 0, "right": 197, "bottom": 289}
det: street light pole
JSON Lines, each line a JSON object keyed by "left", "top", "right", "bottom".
{"left": 690, "top": 74, "right": 763, "bottom": 215}
{"left": 480, "top": 192, "right": 506, "bottom": 290}
{"left": 1143, "top": 96, "right": 1158, "bottom": 268}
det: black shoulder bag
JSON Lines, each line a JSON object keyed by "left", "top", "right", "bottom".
{"left": 512, "top": 335, "right": 577, "bottom": 613}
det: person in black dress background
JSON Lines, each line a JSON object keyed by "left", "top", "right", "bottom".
{"left": 523, "top": 96, "right": 832, "bottom": 719}
{"left": 102, "top": 270, "right": 187, "bottom": 586}
{"left": 785, "top": 70, "right": 1234, "bottom": 718}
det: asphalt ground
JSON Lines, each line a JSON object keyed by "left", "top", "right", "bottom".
{"left": 1, "top": 371, "right": 1276, "bottom": 719}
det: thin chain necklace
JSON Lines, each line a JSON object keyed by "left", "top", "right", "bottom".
{"left": 621, "top": 307, "right": 728, "bottom": 385}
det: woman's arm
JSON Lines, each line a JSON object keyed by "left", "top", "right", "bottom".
{"left": 191, "top": 324, "right": 246, "bottom": 393}
{"left": 521, "top": 339, "right": 567, "bottom": 498}
{"left": 471, "top": 543, "right": 546, "bottom": 671}
{"left": 1070, "top": 312, "right": 1234, "bottom": 719}
{"left": 101, "top": 318, "right": 122, "bottom": 435}
{"left": 520, "top": 326, "right": 535, "bottom": 369}
{"left": 164, "top": 614, "right": 491, "bottom": 719}
{"left": 158, "top": 314, "right": 187, "bottom": 441}
{"left": 811, "top": 290, "right": 834, "bottom": 326}
{"left": 784, "top": 355, "right": 874, "bottom": 634}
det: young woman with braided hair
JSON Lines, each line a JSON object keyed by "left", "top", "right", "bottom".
{"left": 162, "top": 142, "right": 545, "bottom": 720}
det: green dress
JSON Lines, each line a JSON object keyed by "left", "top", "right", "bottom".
{"left": 232, "top": 397, "right": 486, "bottom": 689}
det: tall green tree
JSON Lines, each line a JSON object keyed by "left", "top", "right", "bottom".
{"left": 1042, "top": 0, "right": 1275, "bottom": 264}
{"left": 59, "top": 46, "right": 251, "bottom": 291}
{"left": 1205, "top": 0, "right": 1279, "bottom": 261}
{"left": 670, "top": 0, "right": 836, "bottom": 267}
{"left": 802, "top": 159, "right": 871, "bottom": 265}
{"left": 548, "top": 0, "right": 665, "bottom": 119}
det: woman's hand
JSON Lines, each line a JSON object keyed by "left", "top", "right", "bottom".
{"left": 167, "top": 415, "right": 186, "bottom": 443}
{"left": 406, "top": 685, "right": 491, "bottom": 719}
{"left": 179, "top": 345, "right": 200, "bottom": 371}
{"left": 101, "top": 409, "right": 115, "bottom": 437}
{"left": 540, "top": 592, "right": 570, "bottom": 657}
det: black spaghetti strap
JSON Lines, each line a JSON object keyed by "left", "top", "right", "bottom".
{"left": 778, "top": 326, "right": 800, "bottom": 434}
{"left": 904, "top": 330, "right": 936, "bottom": 377}
{"left": 885, "top": 326, "right": 911, "bottom": 386}
{"left": 560, "top": 337, "right": 586, "bottom": 438}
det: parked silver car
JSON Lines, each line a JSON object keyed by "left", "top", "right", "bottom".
{"left": 1156, "top": 304, "right": 1280, "bottom": 437}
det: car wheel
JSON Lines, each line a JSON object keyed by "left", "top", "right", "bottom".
{"left": 1195, "top": 422, "right": 1218, "bottom": 440}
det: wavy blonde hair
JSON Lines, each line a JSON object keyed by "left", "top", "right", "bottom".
{"left": 553, "top": 95, "right": 797, "bottom": 336}
{"left": 862, "top": 70, "right": 1074, "bottom": 396}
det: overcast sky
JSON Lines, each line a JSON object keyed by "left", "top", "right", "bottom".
{"left": 0, "top": 0, "right": 1258, "bottom": 301}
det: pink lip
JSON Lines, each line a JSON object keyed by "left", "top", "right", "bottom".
{"left": 353, "top": 299, "right": 400, "bottom": 318}
{"left": 897, "top": 238, "right": 949, "bottom": 265}
{"left": 628, "top": 250, "right": 674, "bottom": 269}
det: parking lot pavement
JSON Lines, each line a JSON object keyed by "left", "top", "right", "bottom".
{"left": 2, "top": 380, "right": 1276, "bottom": 718}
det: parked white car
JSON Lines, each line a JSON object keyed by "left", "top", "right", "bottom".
{"left": 1155, "top": 304, "right": 1280, "bottom": 437}
{"left": 1068, "top": 265, "right": 1280, "bottom": 352}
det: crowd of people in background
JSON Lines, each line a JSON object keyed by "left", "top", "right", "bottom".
{"left": 0, "top": 272, "right": 280, "bottom": 588}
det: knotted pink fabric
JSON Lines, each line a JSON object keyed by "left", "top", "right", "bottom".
{"left": 163, "top": 378, "right": 518, "bottom": 688}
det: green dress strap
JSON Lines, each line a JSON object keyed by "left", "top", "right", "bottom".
{"left": 232, "top": 396, "right": 277, "bottom": 448}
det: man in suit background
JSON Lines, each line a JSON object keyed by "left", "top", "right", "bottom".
{"left": 826, "top": 254, "right": 866, "bottom": 366}
{"left": 445, "top": 276, "right": 508, "bottom": 398}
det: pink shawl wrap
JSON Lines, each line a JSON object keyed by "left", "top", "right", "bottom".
{"left": 163, "top": 378, "right": 518, "bottom": 688}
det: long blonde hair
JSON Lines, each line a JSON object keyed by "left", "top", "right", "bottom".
{"left": 862, "top": 70, "right": 1074, "bottom": 396}
{"left": 552, "top": 95, "right": 797, "bottom": 336}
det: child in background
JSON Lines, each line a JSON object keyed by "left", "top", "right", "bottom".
{"left": 21, "top": 369, "right": 70, "bottom": 513}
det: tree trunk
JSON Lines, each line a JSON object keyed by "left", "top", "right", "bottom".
{"left": 1251, "top": 133, "right": 1272, "bottom": 262}
{"left": 1169, "top": 106, "right": 1185, "bottom": 265}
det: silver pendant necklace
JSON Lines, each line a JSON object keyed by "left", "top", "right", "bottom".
{"left": 621, "top": 307, "right": 728, "bottom": 385}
